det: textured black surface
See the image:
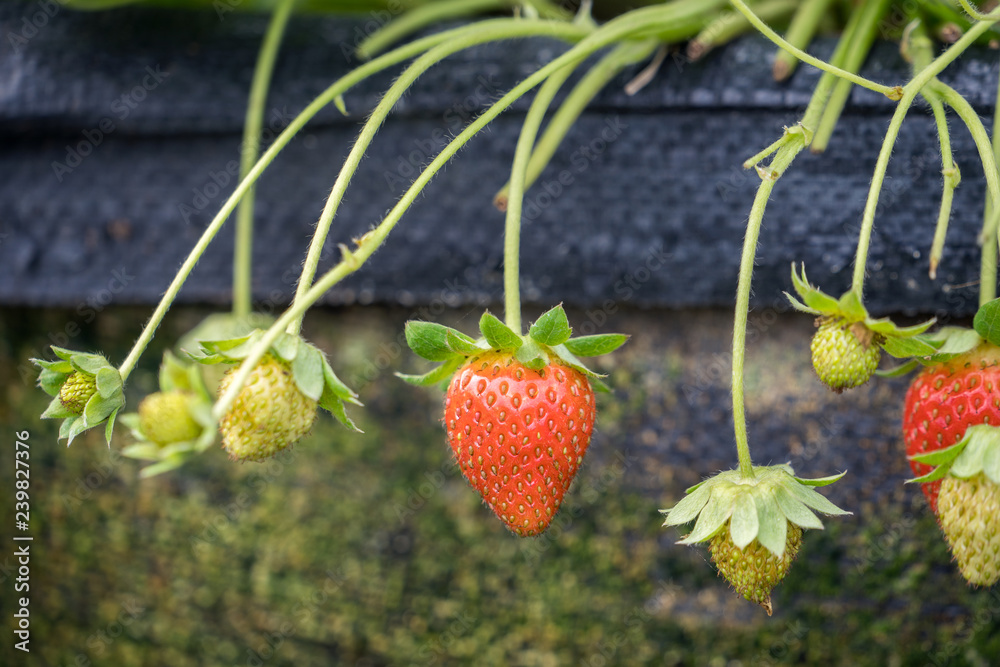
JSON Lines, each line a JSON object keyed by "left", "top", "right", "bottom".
{"left": 0, "top": 0, "right": 996, "bottom": 315}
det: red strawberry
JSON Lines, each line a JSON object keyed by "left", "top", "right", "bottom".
{"left": 444, "top": 352, "right": 595, "bottom": 537}
{"left": 902, "top": 343, "right": 1000, "bottom": 513}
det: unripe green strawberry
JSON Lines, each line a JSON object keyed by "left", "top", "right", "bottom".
{"left": 709, "top": 522, "right": 802, "bottom": 615}
{"left": 938, "top": 473, "right": 1000, "bottom": 586}
{"left": 59, "top": 371, "right": 97, "bottom": 415}
{"left": 217, "top": 354, "right": 317, "bottom": 461}
{"left": 810, "top": 317, "right": 881, "bottom": 392}
{"left": 138, "top": 391, "right": 202, "bottom": 445}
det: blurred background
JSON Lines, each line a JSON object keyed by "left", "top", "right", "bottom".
{"left": 3, "top": 1, "right": 1000, "bottom": 665}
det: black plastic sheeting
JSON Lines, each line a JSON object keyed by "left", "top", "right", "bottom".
{"left": 1, "top": 1, "right": 996, "bottom": 316}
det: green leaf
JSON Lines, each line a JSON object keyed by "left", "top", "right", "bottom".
{"left": 881, "top": 335, "right": 939, "bottom": 359}
{"left": 515, "top": 339, "right": 547, "bottom": 371}
{"left": 199, "top": 334, "right": 253, "bottom": 355}
{"left": 728, "top": 493, "right": 759, "bottom": 549}
{"left": 790, "top": 264, "right": 839, "bottom": 314}
{"left": 32, "top": 357, "right": 73, "bottom": 373}
{"left": 908, "top": 439, "right": 968, "bottom": 466}
{"left": 70, "top": 353, "right": 110, "bottom": 376}
{"left": 139, "top": 455, "right": 190, "bottom": 478}
{"left": 679, "top": 493, "right": 734, "bottom": 544}
{"left": 51, "top": 346, "right": 77, "bottom": 361}
{"left": 41, "top": 397, "right": 75, "bottom": 420}
{"left": 934, "top": 328, "right": 983, "bottom": 356}
{"left": 445, "top": 329, "right": 483, "bottom": 355}
{"left": 322, "top": 357, "right": 361, "bottom": 405}
{"left": 550, "top": 344, "right": 605, "bottom": 380}
{"left": 773, "top": 485, "right": 823, "bottom": 530}
{"left": 159, "top": 350, "right": 192, "bottom": 393}
{"left": 974, "top": 298, "right": 1000, "bottom": 346}
{"left": 983, "top": 442, "right": 1000, "bottom": 485}
{"left": 121, "top": 443, "right": 164, "bottom": 461}
{"left": 37, "top": 368, "right": 68, "bottom": 396}
{"left": 529, "top": 305, "right": 572, "bottom": 347}
{"left": 661, "top": 483, "right": 711, "bottom": 526}
{"left": 787, "top": 483, "right": 850, "bottom": 516}
{"left": 59, "top": 416, "right": 80, "bottom": 442}
{"left": 837, "top": 290, "right": 869, "bottom": 322}
{"left": 96, "top": 367, "right": 123, "bottom": 399}
{"left": 951, "top": 433, "right": 991, "bottom": 478}
{"left": 65, "top": 417, "right": 91, "bottom": 446}
{"left": 292, "top": 345, "right": 325, "bottom": 402}
{"left": 105, "top": 408, "right": 119, "bottom": 446}
{"left": 793, "top": 470, "right": 847, "bottom": 487}
{"left": 272, "top": 332, "right": 300, "bottom": 363}
{"left": 404, "top": 321, "right": 465, "bottom": 362}
{"left": 479, "top": 312, "right": 522, "bottom": 350}
{"left": 875, "top": 360, "right": 920, "bottom": 378}
{"left": 753, "top": 491, "right": 787, "bottom": 557}
{"left": 84, "top": 394, "right": 122, "bottom": 428}
{"left": 562, "top": 333, "right": 629, "bottom": 357}
{"left": 320, "top": 391, "right": 363, "bottom": 433}
{"left": 396, "top": 359, "right": 462, "bottom": 387}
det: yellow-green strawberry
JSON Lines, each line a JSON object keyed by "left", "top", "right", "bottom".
{"left": 937, "top": 473, "right": 1000, "bottom": 586}
{"left": 59, "top": 371, "right": 98, "bottom": 415}
{"left": 218, "top": 354, "right": 318, "bottom": 461}
{"left": 710, "top": 521, "right": 802, "bottom": 615}
{"left": 811, "top": 317, "right": 882, "bottom": 393}
{"left": 138, "top": 391, "right": 202, "bottom": 445}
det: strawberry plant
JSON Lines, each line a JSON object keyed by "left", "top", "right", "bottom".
{"left": 25, "top": 0, "right": 1000, "bottom": 623}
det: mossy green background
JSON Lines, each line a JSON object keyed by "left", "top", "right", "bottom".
{"left": 2, "top": 305, "right": 999, "bottom": 666}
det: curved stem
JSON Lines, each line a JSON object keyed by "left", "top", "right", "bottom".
{"left": 285, "top": 19, "right": 592, "bottom": 337}
{"left": 215, "top": 0, "right": 730, "bottom": 421}
{"left": 772, "top": 0, "right": 833, "bottom": 81}
{"left": 933, "top": 82, "right": 1000, "bottom": 304}
{"left": 503, "top": 62, "right": 579, "bottom": 332}
{"left": 495, "top": 39, "right": 657, "bottom": 206}
{"left": 729, "top": 0, "right": 899, "bottom": 99}
{"left": 850, "top": 7, "right": 1000, "bottom": 296}
{"left": 733, "top": 139, "right": 805, "bottom": 479}
{"left": 233, "top": 0, "right": 296, "bottom": 319}
{"left": 115, "top": 21, "right": 510, "bottom": 382}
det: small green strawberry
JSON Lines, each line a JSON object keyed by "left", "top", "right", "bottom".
{"left": 218, "top": 354, "right": 318, "bottom": 461}
{"left": 661, "top": 464, "right": 849, "bottom": 614}
{"left": 938, "top": 474, "right": 1000, "bottom": 586}
{"left": 59, "top": 371, "right": 98, "bottom": 415}
{"left": 909, "top": 423, "right": 1000, "bottom": 586}
{"left": 34, "top": 347, "right": 125, "bottom": 446}
{"left": 710, "top": 522, "right": 802, "bottom": 615}
{"left": 194, "top": 330, "right": 361, "bottom": 463}
{"left": 786, "top": 264, "right": 933, "bottom": 392}
{"left": 810, "top": 317, "right": 882, "bottom": 392}
{"left": 138, "top": 391, "right": 202, "bottom": 446}
{"left": 400, "top": 304, "right": 627, "bottom": 536}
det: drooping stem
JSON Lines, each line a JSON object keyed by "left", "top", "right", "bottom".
{"left": 981, "top": 59, "right": 1000, "bottom": 305}
{"left": 732, "top": 139, "right": 804, "bottom": 479}
{"left": 285, "top": 19, "right": 592, "bottom": 336}
{"left": 772, "top": 0, "right": 834, "bottom": 81}
{"left": 850, "top": 8, "right": 1000, "bottom": 296}
{"left": 215, "top": 0, "right": 733, "bottom": 420}
{"left": 728, "top": 0, "right": 900, "bottom": 99}
{"left": 233, "top": 0, "right": 296, "bottom": 319}
{"left": 115, "top": 21, "right": 522, "bottom": 382}
{"left": 502, "top": 62, "right": 579, "bottom": 332}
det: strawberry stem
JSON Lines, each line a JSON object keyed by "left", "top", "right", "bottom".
{"left": 115, "top": 25, "right": 489, "bottom": 383}
{"left": 285, "top": 18, "right": 593, "bottom": 337}
{"left": 771, "top": 0, "right": 833, "bottom": 81}
{"left": 503, "top": 61, "right": 578, "bottom": 333}
{"left": 233, "top": 0, "right": 295, "bottom": 320}
{"left": 850, "top": 8, "right": 1000, "bottom": 298}
{"left": 729, "top": 0, "right": 898, "bottom": 100}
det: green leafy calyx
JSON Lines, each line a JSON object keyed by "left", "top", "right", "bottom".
{"left": 660, "top": 464, "right": 850, "bottom": 558}
{"left": 398, "top": 304, "right": 628, "bottom": 390}
{"left": 34, "top": 346, "right": 125, "bottom": 447}
{"left": 908, "top": 424, "right": 1000, "bottom": 485}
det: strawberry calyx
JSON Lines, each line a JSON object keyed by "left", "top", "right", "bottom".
{"left": 787, "top": 263, "right": 934, "bottom": 389}
{"left": 908, "top": 423, "right": 1000, "bottom": 485}
{"left": 191, "top": 329, "right": 362, "bottom": 433}
{"left": 33, "top": 346, "right": 125, "bottom": 446}
{"left": 119, "top": 351, "right": 217, "bottom": 478}
{"left": 660, "top": 464, "right": 850, "bottom": 613}
{"left": 398, "top": 304, "right": 628, "bottom": 390}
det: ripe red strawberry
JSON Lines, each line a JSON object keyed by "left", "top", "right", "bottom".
{"left": 445, "top": 352, "right": 595, "bottom": 537}
{"left": 903, "top": 343, "right": 1000, "bottom": 513}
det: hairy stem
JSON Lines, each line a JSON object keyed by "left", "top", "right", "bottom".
{"left": 233, "top": 0, "right": 296, "bottom": 319}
